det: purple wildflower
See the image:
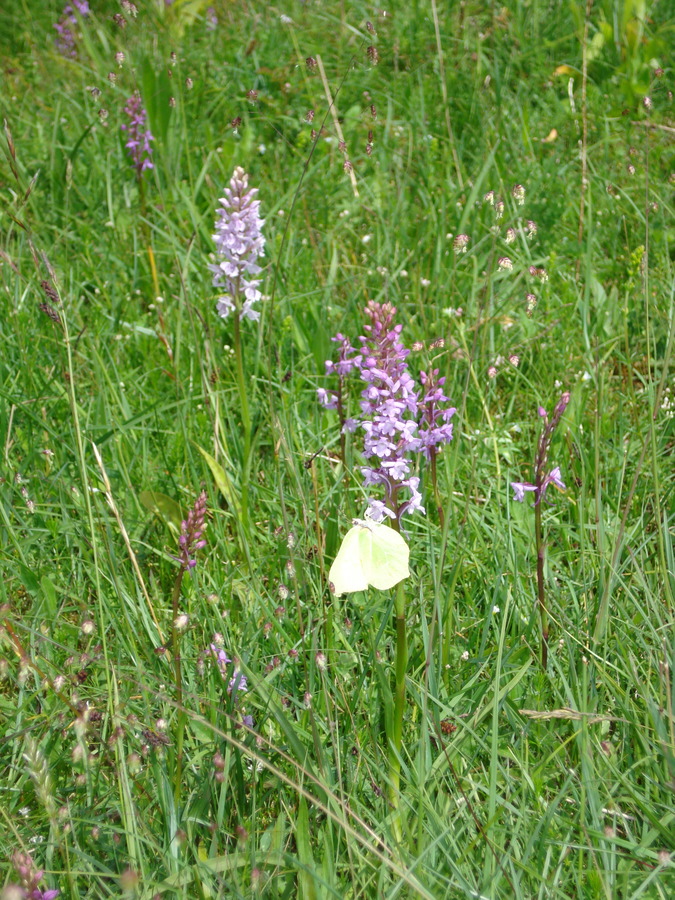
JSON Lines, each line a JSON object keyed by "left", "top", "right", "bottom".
{"left": 209, "top": 645, "right": 248, "bottom": 697}
{"left": 511, "top": 482, "right": 537, "bottom": 503}
{"left": 10, "top": 852, "right": 59, "bottom": 900}
{"left": 511, "top": 393, "right": 570, "bottom": 505}
{"left": 317, "top": 388, "right": 338, "bottom": 410}
{"left": 320, "top": 302, "right": 455, "bottom": 522}
{"left": 177, "top": 491, "right": 207, "bottom": 570}
{"left": 227, "top": 671, "right": 248, "bottom": 696}
{"left": 54, "top": 0, "right": 89, "bottom": 58}
{"left": 120, "top": 93, "right": 154, "bottom": 176}
{"left": 209, "top": 167, "right": 265, "bottom": 322}
{"left": 210, "top": 644, "right": 231, "bottom": 674}
{"left": 417, "top": 369, "right": 456, "bottom": 460}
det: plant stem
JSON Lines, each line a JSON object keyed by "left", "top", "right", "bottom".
{"left": 534, "top": 500, "right": 548, "bottom": 669}
{"left": 232, "top": 309, "right": 251, "bottom": 531}
{"left": 575, "top": 0, "right": 593, "bottom": 282}
{"left": 430, "top": 451, "right": 444, "bottom": 527}
{"left": 138, "top": 177, "right": 161, "bottom": 301}
{"left": 171, "top": 567, "right": 186, "bottom": 803}
{"left": 388, "top": 578, "right": 407, "bottom": 841}
{"left": 336, "top": 378, "right": 347, "bottom": 468}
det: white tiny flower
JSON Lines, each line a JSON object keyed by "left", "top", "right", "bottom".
{"left": 453, "top": 233, "right": 470, "bottom": 253}
{"left": 512, "top": 184, "right": 525, "bottom": 205}
{"left": 174, "top": 613, "right": 190, "bottom": 631}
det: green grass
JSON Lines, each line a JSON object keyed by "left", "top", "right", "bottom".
{"left": 1, "top": 0, "right": 674, "bottom": 897}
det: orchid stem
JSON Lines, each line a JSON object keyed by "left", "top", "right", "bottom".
{"left": 388, "top": 578, "right": 407, "bottom": 843}
{"left": 534, "top": 497, "right": 548, "bottom": 669}
{"left": 171, "top": 567, "right": 186, "bottom": 803}
{"left": 430, "top": 452, "right": 445, "bottom": 527}
{"left": 232, "top": 310, "right": 251, "bottom": 532}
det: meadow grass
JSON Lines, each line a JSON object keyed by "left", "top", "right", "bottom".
{"left": 1, "top": 0, "right": 674, "bottom": 897}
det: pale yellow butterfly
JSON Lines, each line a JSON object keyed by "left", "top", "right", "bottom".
{"left": 329, "top": 517, "right": 410, "bottom": 596}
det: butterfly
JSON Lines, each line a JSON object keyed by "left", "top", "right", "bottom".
{"left": 329, "top": 517, "right": 410, "bottom": 596}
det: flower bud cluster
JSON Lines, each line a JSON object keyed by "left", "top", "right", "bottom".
{"left": 10, "top": 851, "right": 59, "bottom": 900}
{"left": 177, "top": 491, "right": 207, "bottom": 570}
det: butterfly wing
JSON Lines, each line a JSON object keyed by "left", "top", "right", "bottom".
{"left": 361, "top": 521, "right": 410, "bottom": 591}
{"left": 329, "top": 525, "right": 369, "bottom": 596}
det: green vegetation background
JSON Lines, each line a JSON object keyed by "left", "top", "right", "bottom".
{"left": 0, "top": 0, "right": 674, "bottom": 897}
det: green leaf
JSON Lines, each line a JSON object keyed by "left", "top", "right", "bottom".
{"left": 196, "top": 445, "right": 241, "bottom": 518}
{"left": 40, "top": 576, "right": 57, "bottom": 618}
{"left": 139, "top": 490, "right": 183, "bottom": 532}
{"left": 296, "top": 798, "right": 318, "bottom": 900}
{"left": 18, "top": 563, "right": 40, "bottom": 596}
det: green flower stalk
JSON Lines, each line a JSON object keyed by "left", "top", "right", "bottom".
{"left": 511, "top": 391, "right": 570, "bottom": 668}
